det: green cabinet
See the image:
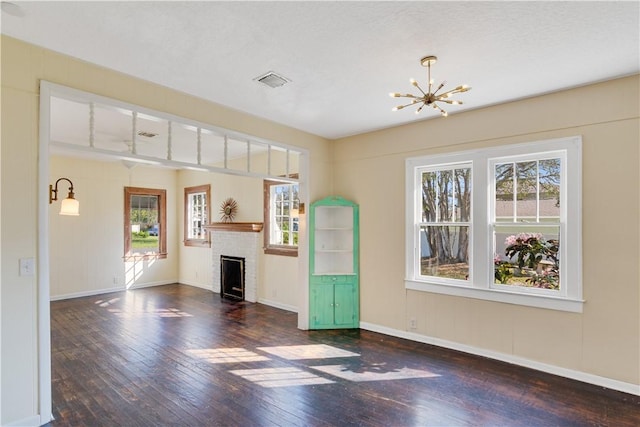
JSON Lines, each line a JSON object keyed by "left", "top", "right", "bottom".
{"left": 309, "top": 196, "right": 359, "bottom": 329}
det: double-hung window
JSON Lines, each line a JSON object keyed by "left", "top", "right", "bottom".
{"left": 406, "top": 136, "right": 582, "bottom": 312}
{"left": 124, "top": 186, "right": 167, "bottom": 259}
{"left": 184, "top": 184, "right": 210, "bottom": 247}
{"left": 417, "top": 164, "right": 472, "bottom": 282}
{"left": 263, "top": 179, "right": 299, "bottom": 256}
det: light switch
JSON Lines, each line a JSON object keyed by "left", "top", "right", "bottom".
{"left": 19, "top": 258, "right": 35, "bottom": 277}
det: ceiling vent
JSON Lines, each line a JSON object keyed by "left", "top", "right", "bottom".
{"left": 254, "top": 71, "right": 290, "bottom": 88}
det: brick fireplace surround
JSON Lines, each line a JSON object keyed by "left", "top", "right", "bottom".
{"left": 205, "top": 223, "right": 263, "bottom": 302}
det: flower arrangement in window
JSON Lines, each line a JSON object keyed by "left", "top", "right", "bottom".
{"left": 495, "top": 233, "right": 559, "bottom": 289}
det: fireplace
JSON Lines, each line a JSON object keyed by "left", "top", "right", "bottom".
{"left": 205, "top": 222, "right": 263, "bottom": 303}
{"left": 221, "top": 255, "right": 245, "bottom": 300}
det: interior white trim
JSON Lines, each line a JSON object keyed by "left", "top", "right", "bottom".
{"left": 405, "top": 136, "right": 583, "bottom": 313}
{"left": 38, "top": 80, "right": 311, "bottom": 423}
{"left": 360, "top": 321, "right": 640, "bottom": 397}
{"left": 257, "top": 298, "right": 298, "bottom": 313}
{"left": 405, "top": 279, "right": 584, "bottom": 312}
{"left": 38, "top": 81, "right": 54, "bottom": 425}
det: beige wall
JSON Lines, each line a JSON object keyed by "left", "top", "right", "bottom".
{"left": 1, "top": 36, "right": 332, "bottom": 426}
{"left": 49, "top": 157, "right": 180, "bottom": 298}
{"left": 333, "top": 75, "right": 640, "bottom": 387}
{"left": 2, "top": 33, "right": 638, "bottom": 426}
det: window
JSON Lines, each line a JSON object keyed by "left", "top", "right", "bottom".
{"left": 405, "top": 137, "right": 582, "bottom": 312}
{"left": 263, "top": 179, "right": 299, "bottom": 256}
{"left": 184, "top": 184, "right": 210, "bottom": 247}
{"left": 491, "top": 156, "right": 561, "bottom": 290}
{"left": 418, "top": 164, "right": 472, "bottom": 282}
{"left": 124, "top": 187, "right": 167, "bottom": 259}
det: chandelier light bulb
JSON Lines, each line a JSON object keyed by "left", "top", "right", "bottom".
{"left": 390, "top": 55, "right": 470, "bottom": 118}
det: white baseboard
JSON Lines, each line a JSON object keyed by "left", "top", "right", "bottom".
{"left": 5, "top": 414, "right": 42, "bottom": 427}
{"left": 49, "top": 280, "right": 178, "bottom": 301}
{"left": 359, "top": 321, "right": 640, "bottom": 397}
{"left": 50, "top": 285, "right": 124, "bottom": 301}
{"left": 179, "top": 280, "right": 214, "bottom": 291}
{"left": 257, "top": 297, "right": 298, "bottom": 313}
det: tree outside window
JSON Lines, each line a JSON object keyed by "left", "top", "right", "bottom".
{"left": 419, "top": 165, "right": 471, "bottom": 280}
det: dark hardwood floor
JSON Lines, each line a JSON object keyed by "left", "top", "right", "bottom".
{"left": 48, "top": 284, "right": 640, "bottom": 426}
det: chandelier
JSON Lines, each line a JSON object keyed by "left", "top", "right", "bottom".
{"left": 390, "top": 55, "right": 471, "bottom": 117}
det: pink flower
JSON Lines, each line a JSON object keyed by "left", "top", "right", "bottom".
{"left": 505, "top": 233, "right": 543, "bottom": 246}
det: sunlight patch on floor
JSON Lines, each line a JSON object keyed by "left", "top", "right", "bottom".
{"left": 106, "top": 307, "right": 193, "bottom": 318}
{"left": 229, "top": 367, "right": 335, "bottom": 388}
{"left": 310, "top": 364, "right": 441, "bottom": 382}
{"left": 94, "top": 298, "right": 120, "bottom": 307}
{"left": 257, "top": 344, "right": 360, "bottom": 360}
{"left": 187, "top": 348, "right": 270, "bottom": 364}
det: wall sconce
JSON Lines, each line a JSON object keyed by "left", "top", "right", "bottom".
{"left": 49, "top": 177, "right": 79, "bottom": 216}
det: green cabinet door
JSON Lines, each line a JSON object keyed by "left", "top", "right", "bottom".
{"left": 310, "top": 285, "right": 335, "bottom": 328}
{"left": 334, "top": 282, "right": 356, "bottom": 327}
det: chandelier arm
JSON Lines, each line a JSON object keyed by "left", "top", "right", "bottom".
{"left": 435, "top": 104, "right": 448, "bottom": 117}
{"left": 432, "top": 82, "right": 446, "bottom": 96}
{"left": 413, "top": 82, "right": 428, "bottom": 97}
{"left": 437, "top": 87, "right": 465, "bottom": 99}
{"left": 392, "top": 99, "right": 421, "bottom": 111}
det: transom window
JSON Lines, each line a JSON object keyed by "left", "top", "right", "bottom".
{"left": 405, "top": 137, "right": 583, "bottom": 312}
{"left": 263, "top": 179, "right": 299, "bottom": 257}
{"left": 184, "top": 184, "right": 210, "bottom": 247}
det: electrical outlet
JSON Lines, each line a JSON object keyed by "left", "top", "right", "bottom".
{"left": 113, "top": 276, "right": 118, "bottom": 285}
{"left": 19, "top": 258, "right": 35, "bottom": 277}
{"left": 409, "top": 318, "right": 417, "bottom": 329}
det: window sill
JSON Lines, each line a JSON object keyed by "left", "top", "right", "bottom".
{"left": 123, "top": 252, "right": 168, "bottom": 261}
{"left": 264, "top": 247, "right": 298, "bottom": 257}
{"left": 184, "top": 239, "right": 211, "bottom": 248}
{"left": 405, "top": 279, "right": 584, "bottom": 313}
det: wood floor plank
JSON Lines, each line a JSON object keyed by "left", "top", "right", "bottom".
{"left": 46, "top": 284, "right": 640, "bottom": 426}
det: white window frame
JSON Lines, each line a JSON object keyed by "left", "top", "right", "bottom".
{"left": 405, "top": 136, "right": 583, "bottom": 312}
{"left": 263, "top": 179, "right": 299, "bottom": 257}
{"left": 184, "top": 184, "right": 210, "bottom": 247}
{"left": 414, "top": 162, "right": 473, "bottom": 285}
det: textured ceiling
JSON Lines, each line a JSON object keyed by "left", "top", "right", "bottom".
{"left": 2, "top": 1, "right": 639, "bottom": 140}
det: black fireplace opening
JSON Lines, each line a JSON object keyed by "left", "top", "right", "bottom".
{"left": 221, "top": 255, "right": 245, "bottom": 300}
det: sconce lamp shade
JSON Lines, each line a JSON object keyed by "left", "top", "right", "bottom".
{"left": 60, "top": 196, "right": 80, "bottom": 216}
{"left": 50, "top": 177, "right": 79, "bottom": 216}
